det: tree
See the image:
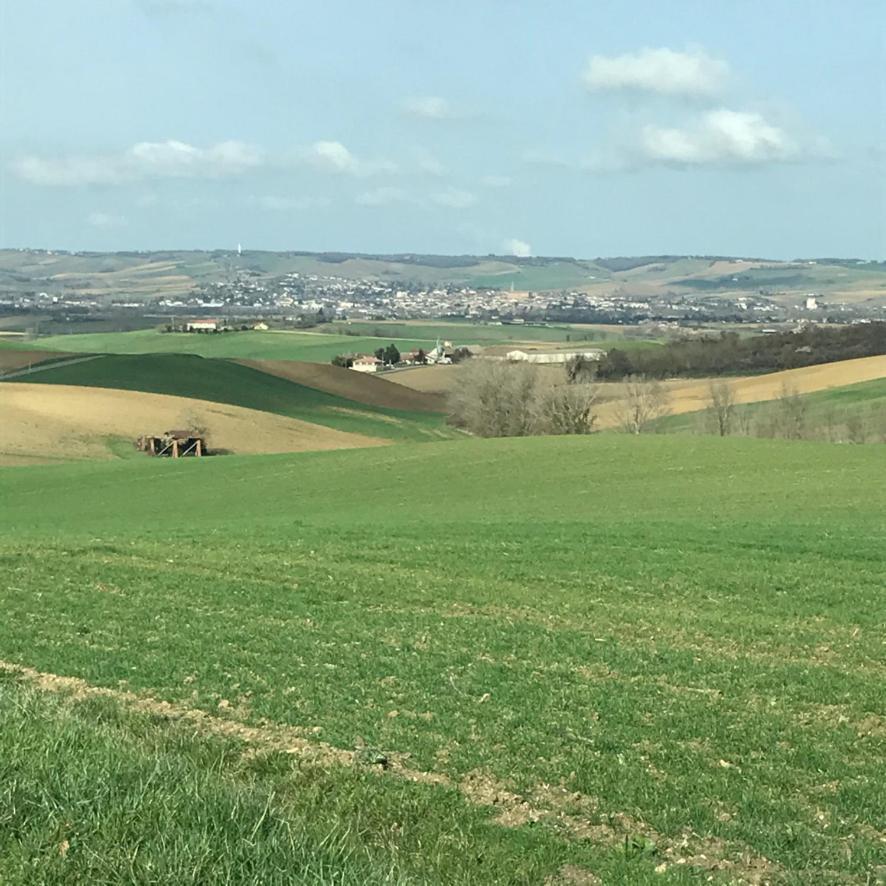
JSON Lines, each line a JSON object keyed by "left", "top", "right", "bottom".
{"left": 614, "top": 376, "right": 671, "bottom": 434}
{"left": 448, "top": 360, "right": 539, "bottom": 437}
{"left": 706, "top": 380, "right": 736, "bottom": 436}
{"left": 383, "top": 343, "right": 401, "bottom": 365}
{"left": 771, "top": 383, "right": 808, "bottom": 439}
{"left": 415, "top": 348, "right": 427, "bottom": 365}
{"left": 535, "top": 382, "right": 598, "bottom": 434}
{"left": 331, "top": 354, "right": 354, "bottom": 368}
{"left": 565, "top": 354, "right": 598, "bottom": 384}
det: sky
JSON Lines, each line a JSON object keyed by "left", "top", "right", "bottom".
{"left": 0, "top": 0, "right": 884, "bottom": 259}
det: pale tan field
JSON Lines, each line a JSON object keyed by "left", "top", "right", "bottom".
{"left": 238, "top": 360, "right": 445, "bottom": 413}
{"left": 0, "top": 383, "right": 385, "bottom": 465}
{"left": 595, "top": 354, "right": 886, "bottom": 428}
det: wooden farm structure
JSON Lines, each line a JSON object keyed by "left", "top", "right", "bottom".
{"left": 136, "top": 429, "right": 206, "bottom": 458}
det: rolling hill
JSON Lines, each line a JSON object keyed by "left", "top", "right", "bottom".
{"left": 595, "top": 354, "right": 886, "bottom": 428}
{"left": 7, "top": 353, "right": 452, "bottom": 442}
{"left": 1, "top": 435, "right": 883, "bottom": 882}
{"left": 3, "top": 248, "right": 885, "bottom": 303}
{"left": 0, "top": 382, "right": 384, "bottom": 465}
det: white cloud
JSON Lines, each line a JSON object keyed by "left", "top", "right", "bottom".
{"left": 583, "top": 47, "right": 729, "bottom": 99}
{"left": 639, "top": 109, "right": 798, "bottom": 166}
{"left": 503, "top": 238, "right": 531, "bottom": 257}
{"left": 309, "top": 140, "right": 396, "bottom": 176}
{"left": 418, "top": 156, "right": 446, "bottom": 176}
{"left": 355, "top": 187, "right": 411, "bottom": 207}
{"left": 481, "top": 174, "right": 511, "bottom": 188}
{"left": 311, "top": 140, "right": 359, "bottom": 173}
{"left": 87, "top": 211, "right": 127, "bottom": 228}
{"left": 431, "top": 187, "right": 476, "bottom": 209}
{"left": 403, "top": 96, "right": 457, "bottom": 119}
{"left": 13, "top": 140, "right": 261, "bottom": 186}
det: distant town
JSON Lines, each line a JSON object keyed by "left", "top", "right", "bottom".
{"left": 1, "top": 248, "right": 884, "bottom": 332}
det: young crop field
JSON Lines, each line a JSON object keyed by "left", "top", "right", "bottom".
{"left": 1, "top": 436, "right": 884, "bottom": 884}
{"left": 15, "top": 329, "right": 440, "bottom": 363}
{"left": 13, "top": 353, "right": 452, "bottom": 443}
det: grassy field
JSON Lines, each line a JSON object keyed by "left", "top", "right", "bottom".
{"left": 13, "top": 353, "right": 452, "bottom": 443}
{"left": 2, "top": 435, "right": 884, "bottom": 883}
{"left": 12, "top": 329, "right": 440, "bottom": 363}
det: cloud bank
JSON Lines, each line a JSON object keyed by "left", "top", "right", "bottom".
{"left": 583, "top": 47, "right": 729, "bottom": 99}
{"left": 14, "top": 140, "right": 262, "bottom": 186}
{"left": 638, "top": 110, "right": 798, "bottom": 166}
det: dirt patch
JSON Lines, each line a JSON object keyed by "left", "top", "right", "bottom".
{"left": 0, "top": 350, "right": 64, "bottom": 373}
{"left": 545, "top": 864, "right": 601, "bottom": 885}
{"left": 238, "top": 359, "right": 445, "bottom": 413}
{"left": 383, "top": 365, "right": 461, "bottom": 395}
{"left": 0, "top": 382, "right": 387, "bottom": 463}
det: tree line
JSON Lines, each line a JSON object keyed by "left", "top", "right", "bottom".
{"left": 596, "top": 323, "right": 886, "bottom": 379}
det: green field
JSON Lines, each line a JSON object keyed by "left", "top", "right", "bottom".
{"left": 2, "top": 436, "right": 884, "bottom": 883}
{"left": 11, "top": 329, "right": 440, "bottom": 363}
{"left": 12, "top": 353, "right": 451, "bottom": 442}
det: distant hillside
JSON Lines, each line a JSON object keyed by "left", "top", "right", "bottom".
{"left": 2, "top": 248, "right": 884, "bottom": 303}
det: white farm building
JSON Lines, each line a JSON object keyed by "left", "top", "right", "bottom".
{"left": 505, "top": 349, "right": 604, "bottom": 364}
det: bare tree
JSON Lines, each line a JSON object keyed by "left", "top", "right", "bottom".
{"left": 564, "top": 354, "right": 598, "bottom": 385}
{"left": 447, "top": 360, "right": 540, "bottom": 437}
{"left": 706, "top": 380, "right": 737, "bottom": 437}
{"left": 535, "top": 381, "right": 599, "bottom": 434}
{"left": 614, "top": 376, "right": 671, "bottom": 434}
{"left": 771, "top": 383, "right": 808, "bottom": 439}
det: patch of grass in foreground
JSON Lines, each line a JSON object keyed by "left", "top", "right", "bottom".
{"left": 1, "top": 680, "right": 669, "bottom": 885}
{"left": 1, "top": 436, "right": 884, "bottom": 882}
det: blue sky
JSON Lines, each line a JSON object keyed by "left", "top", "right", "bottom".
{"left": 1, "top": 0, "right": 883, "bottom": 258}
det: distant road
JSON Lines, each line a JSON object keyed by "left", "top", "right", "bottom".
{"left": 0, "top": 354, "right": 106, "bottom": 380}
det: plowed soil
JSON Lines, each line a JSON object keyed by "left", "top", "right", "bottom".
{"left": 239, "top": 359, "right": 445, "bottom": 412}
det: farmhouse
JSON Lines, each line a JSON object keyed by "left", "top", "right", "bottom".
{"left": 506, "top": 349, "right": 605, "bottom": 364}
{"left": 186, "top": 318, "right": 220, "bottom": 332}
{"left": 351, "top": 355, "right": 381, "bottom": 373}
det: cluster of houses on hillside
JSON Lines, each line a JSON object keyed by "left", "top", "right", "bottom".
{"left": 348, "top": 340, "right": 456, "bottom": 373}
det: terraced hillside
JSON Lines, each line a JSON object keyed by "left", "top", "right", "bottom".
{"left": 10, "top": 353, "right": 452, "bottom": 443}
{"left": 1, "top": 436, "right": 883, "bottom": 883}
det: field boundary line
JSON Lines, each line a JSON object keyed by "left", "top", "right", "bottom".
{"left": 1, "top": 659, "right": 782, "bottom": 882}
{"left": 0, "top": 353, "right": 106, "bottom": 380}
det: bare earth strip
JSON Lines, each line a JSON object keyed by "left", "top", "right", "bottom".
{"left": 0, "top": 349, "right": 67, "bottom": 374}
{"left": 0, "top": 660, "right": 779, "bottom": 884}
{"left": 238, "top": 359, "right": 446, "bottom": 413}
{"left": 0, "top": 382, "right": 386, "bottom": 464}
